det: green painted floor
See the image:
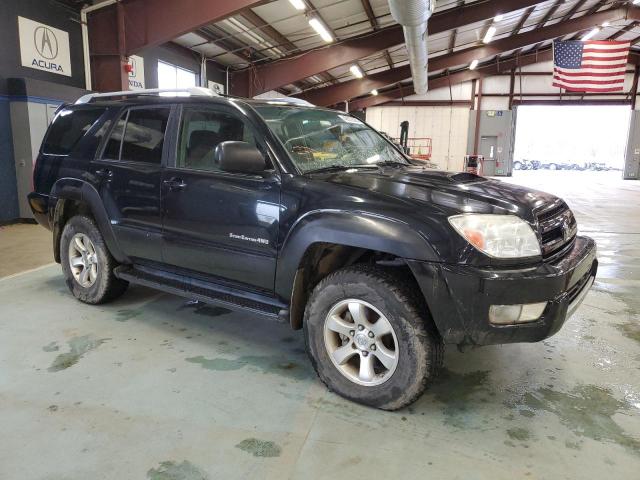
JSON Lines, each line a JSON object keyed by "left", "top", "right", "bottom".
{"left": 1, "top": 171, "right": 639, "bottom": 479}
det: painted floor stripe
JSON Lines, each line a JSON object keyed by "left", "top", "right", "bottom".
{"left": 0, "top": 263, "right": 57, "bottom": 282}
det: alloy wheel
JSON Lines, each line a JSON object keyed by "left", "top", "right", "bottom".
{"left": 323, "top": 299, "right": 399, "bottom": 386}
{"left": 68, "top": 233, "right": 99, "bottom": 288}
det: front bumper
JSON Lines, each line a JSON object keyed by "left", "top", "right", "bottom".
{"left": 407, "top": 235, "right": 598, "bottom": 346}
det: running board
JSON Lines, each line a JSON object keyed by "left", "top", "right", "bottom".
{"left": 114, "top": 265, "right": 288, "bottom": 320}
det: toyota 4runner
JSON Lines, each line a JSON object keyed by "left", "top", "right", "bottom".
{"left": 28, "top": 87, "right": 597, "bottom": 410}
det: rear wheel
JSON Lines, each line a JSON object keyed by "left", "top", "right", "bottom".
{"left": 304, "top": 265, "right": 443, "bottom": 410}
{"left": 60, "top": 215, "right": 128, "bottom": 304}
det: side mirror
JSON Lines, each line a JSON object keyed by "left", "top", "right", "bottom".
{"left": 214, "top": 141, "right": 266, "bottom": 174}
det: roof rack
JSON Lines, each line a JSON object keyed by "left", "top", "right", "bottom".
{"left": 263, "top": 97, "right": 315, "bottom": 107}
{"left": 75, "top": 87, "right": 218, "bottom": 104}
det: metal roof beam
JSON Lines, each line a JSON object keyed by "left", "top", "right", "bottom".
{"left": 349, "top": 49, "right": 555, "bottom": 110}
{"left": 230, "top": 0, "right": 550, "bottom": 96}
{"left": 360, "top": 0, "right": 378, "bottom": 29}
{"left": 298, "top": 6, "right": 638, "bottom": 106}
{"left": 350, "top": 46, "right": 640, "bottom": 110}
{"left": 89, "top": 0, "right": 267, "bottom": 56}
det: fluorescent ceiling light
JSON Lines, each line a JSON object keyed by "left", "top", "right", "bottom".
{"left": 289, "top": 0, "right": 306, "bottom": 10}
{"left": 371, "top": 89, "right": 378, "bottom": 95}
{"left": 494, "top": 14, "right": 504, "bottom": 22}
{"left": 469, "top": 59, "right": 479, "bottom": 70}
{"left": 483, "top": 26, "right": 497, "bottom": 44}
{"left": 349, "top": 65, "right": 364, "bottom": 78}
{"left": 308, "top": 17, "right": 333, "bottom": 43}
{"left": 582, "top": 27, "right": 600, "bottom": 41}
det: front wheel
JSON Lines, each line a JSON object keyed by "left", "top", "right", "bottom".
{"left": 304, "top": 265, "right": 443, "bottom": 410}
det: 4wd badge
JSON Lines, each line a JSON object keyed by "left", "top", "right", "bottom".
{"left": 18, "top": 17, "right": 72, "bottom": 77}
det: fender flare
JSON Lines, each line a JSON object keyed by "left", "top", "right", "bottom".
{"left": 274, "top": 209, "right": 438, "bottom": 300}
{"left": 50, "top": 178, "right": 129, "bottom": 264}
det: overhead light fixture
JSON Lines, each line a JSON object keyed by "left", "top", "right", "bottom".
{"left": 582, "top": 27, "right": 600, "bottom": 41}
{"left": 469, "top": 59, "right": 479, "bottom": 70}
{"left": 289, "top": 0, "right": 306, "bottom": 10}
{"left": 494, "top": 14, "right": 504, "bottom": 22}
{"left": 308, "top": 17, "right": 334, "bottom": 43}
{"left": 349, "top": 65, "right": 364, "bottom": 78}
{"left": 371, "top": 89, "right": 378, "bottom": 95}
{"left": 483, "top": 26, "right": 497, "bottom": 44}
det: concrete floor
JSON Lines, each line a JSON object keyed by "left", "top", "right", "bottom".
{"left": 1, "top": 171, "right": 639, "bottom": 479}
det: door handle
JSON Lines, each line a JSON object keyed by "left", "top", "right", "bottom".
{"left": 163, "top": 177, "right": 187, "bottom": 190}
{"left": 94, "top": 168, "right": 113, "bottom": 178}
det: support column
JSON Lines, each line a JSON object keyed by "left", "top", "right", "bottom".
{"left": 624, "top": 66, "right": 640, "bottom": 179}
{"left": 473, "top": 77, "right": 483, "bottom": 154}
{"left": 87, "top": 3, "right": 128, "bottom": 92}
{"left": 624, "top": 112, "right": 640, "bottom": 180}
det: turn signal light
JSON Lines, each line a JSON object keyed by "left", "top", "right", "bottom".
{"left": 463, "top": 229, "right": 485, "bottom": 250}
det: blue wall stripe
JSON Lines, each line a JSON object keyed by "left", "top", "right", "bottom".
{"left": 0, "top": 94, "right": 64, "bottom": 105}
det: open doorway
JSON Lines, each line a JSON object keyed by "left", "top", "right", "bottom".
{"left": 513, "top": 105, "right": 630, "bottom": 173}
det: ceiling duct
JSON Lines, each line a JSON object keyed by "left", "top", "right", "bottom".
{"left": 387, "top": 0, "right": 434, "bottom": 94}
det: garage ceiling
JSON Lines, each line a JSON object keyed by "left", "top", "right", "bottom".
{"left": 77, "top": 0, "right": 640, "bottom": 103}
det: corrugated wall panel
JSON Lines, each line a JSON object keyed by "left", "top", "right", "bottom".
{"left": 367, "top": 105, "right": 470, "bottom": 171}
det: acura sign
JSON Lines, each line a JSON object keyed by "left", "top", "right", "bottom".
{"left": 19, "top": 17, "right": 71, "bottom": 77}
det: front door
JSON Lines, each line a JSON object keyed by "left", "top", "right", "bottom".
{"left": 161, "top": 105, "right": 280, "bottom": 292}
{"left": 93, "top": 106, "right": 172, "bottom": 263}
{"left": 480, "top": 135, "right": 498, "bottom": 176}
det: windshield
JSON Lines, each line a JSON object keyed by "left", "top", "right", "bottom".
{"left": 253, "top": 105, "right": 408, "bottom": 173}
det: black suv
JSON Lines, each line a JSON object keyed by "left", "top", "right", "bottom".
{"left": 29, "top": 88, "right": 597, "bottom": 410}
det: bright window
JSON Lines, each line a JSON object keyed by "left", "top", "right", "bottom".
{"left": 157, "top": 61, "right": 197, "bottom": 89}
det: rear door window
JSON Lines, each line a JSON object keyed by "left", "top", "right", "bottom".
{"left": 103, "top": 113, "right": 127, "bottom": 159}
{"left": 103, "top": 107, "right": 171, "bottom": 164}
{"left": 42, "top": 107, "right": 106, "bottom": 155}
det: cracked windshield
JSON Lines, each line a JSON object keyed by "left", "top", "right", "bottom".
{"left": 254, "top": 105, "right": 408, "bottom": 173}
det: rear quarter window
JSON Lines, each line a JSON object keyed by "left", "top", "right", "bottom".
{"left": 42, "top": 107, "right": 106, "bottom": 155}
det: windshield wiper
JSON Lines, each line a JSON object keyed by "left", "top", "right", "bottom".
{"left": 305, "top": 164, "right": 379, "bottom": 174}
{"left": 375, "top": 160, "right": 409, "bottom": 168}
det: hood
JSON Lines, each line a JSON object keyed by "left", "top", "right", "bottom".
{"left": 309, "top": 166, "right": 560, "bottom": 219}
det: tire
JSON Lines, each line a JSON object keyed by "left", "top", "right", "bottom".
{"left": 513, "top": 161, "right": 522, "bottom": 170}
{"left": 303, "top": 264, "right": 444, "bottom": 410}
{"left": 549, "top": 163, "right": 558, "bottom": 170}
{"left": 60, "top": 215, "right": 128, "bottom": 304}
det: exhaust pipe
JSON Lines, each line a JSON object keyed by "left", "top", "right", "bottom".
{"left": 387, "top": 0, "right": 434, "bottom": 94}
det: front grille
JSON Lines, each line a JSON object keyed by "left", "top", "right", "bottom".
{"left": 535, "top": 202, "right": 577, "bottom": 259}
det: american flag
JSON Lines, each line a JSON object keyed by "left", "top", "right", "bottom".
{"left": 553, "top": 40, "right": 630, "bottom": 92}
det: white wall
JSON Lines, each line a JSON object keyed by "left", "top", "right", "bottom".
{"left": 366, "top": 105, "right": 470, "bottom": 171}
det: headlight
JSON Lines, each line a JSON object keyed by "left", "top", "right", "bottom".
{"left": 448, "top": 214, "right": 541, "bottom": 258}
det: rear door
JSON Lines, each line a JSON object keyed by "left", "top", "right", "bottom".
{"left": 92, "top": 105, "right": 173, "bottom": 263}
{"left": 161, "top": 104, "right": 280, "bottom": 292}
